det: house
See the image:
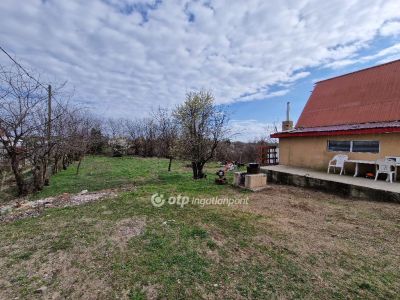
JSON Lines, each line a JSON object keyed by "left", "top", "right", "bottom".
{"left": 271, "top": 60, "right": 400, "bottom": 172}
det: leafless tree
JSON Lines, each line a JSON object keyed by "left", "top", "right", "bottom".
{"left": 124, "top": 119, "right": 143, "bottom": 156}
{"left": 142, "top": 118, "right": 158, "bottom": 157}
{"left": 107, "top": 118, "right": 124, "bottom": 139}
{"left": 0, "top": 60, "right": 91, "bottom": 194}
{"left": 0, "top": 64, "right": 48, "bottom": 195}
{"left": 173, "top": 91, "right": 228, "bottom": 179}
{"left": 153, "top": 107, "right": 177, "bottom": 171}
{"left": 106, "top": 118, "right": 127, "bottom": 156}
{"left": 71, "top": 112, "right": 93, "bottom": 175}
{"left": 87, "top": 118, "right": 107, "bottom": 155}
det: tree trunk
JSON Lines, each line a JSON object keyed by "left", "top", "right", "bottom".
{"left": 62, "top": 155, "right": 68, "bottom": 170}
{"left": 168, "top": 157, "right": 173, "bottom": 172}
{"left": 192, "top": 161, "right": 205, "bottom": 179}
{"left": 192, "top": 162, "right": 198, "bottom": 179}
{"left": 0, "top": 170, "right": 4, "bottom": 192}
{"left": 10, "top": 155, "right": 27, "bottom": 196}
{"left": 42, "top": 159, "right": 50, "bottom": 186}
{"left": 52, "top": 156, "right": 59, "bottom": 174}
{"left": 0, "top": 170, "right": 6, "bottom": 192}
{"left": 76, "top": 155, "right": 83, "bottom": 175}
{"left": 33, "top": 164, "right": 44, "bottom": 192}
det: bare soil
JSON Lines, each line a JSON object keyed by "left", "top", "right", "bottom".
{"left": 0, "top": 190, "right": 118, "bottom": 223}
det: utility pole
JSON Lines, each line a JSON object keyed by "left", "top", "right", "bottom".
{"left": 44, "top": 84, "right": 52, "bottom": 185}
{"left": 47, "top": 85, "right": 51, "bottom": 143}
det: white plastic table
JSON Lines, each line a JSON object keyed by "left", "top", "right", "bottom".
{"left": 345, "top": 159, "right": 400, "bottom": 180}
{"left": 345, "top": 160, "right": 376, "bottom": 177}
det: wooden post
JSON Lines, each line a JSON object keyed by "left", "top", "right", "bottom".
{"left": 47, "top": 85, "right": 51, "bottom": 143}
{"left": 44, "top": 85, "right": 52, "bottom": 185}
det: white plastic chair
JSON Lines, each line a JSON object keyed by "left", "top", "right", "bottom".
{"left": 385, "top": 157, "right": 400, "bottom": 181}
{"left": 327, "top": 154, "right": 348, "bottom": 175}
{"left": 375, "top": 159, "right": 396, "bottom": 183}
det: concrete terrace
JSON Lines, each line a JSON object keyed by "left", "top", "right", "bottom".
{"left": 261, "top": 165, "right": 400, "bottom": 203}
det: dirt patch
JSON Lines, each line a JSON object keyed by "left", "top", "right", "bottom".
{"left": 231, "top": 184, "right": 400, "bottom": 282}
{"left": 111, "top": 218, "right": 146, "bottom": 246}
{"left": 141, "top": 284, "right": 161, "bottom": 300}
{"left": 0, "top": 216, "right": 147, "bottom": 300}
{"left": 0, "top": 190, "right": 118, "bottom": 223}
{"left": 36, "top": 250, "right": 112, "bottom": 300}
{"left": 241, "top": 185, "right": 400, "bottom": 246}
{"left": 0, "top": 234, "right": 115, "bottom": 300}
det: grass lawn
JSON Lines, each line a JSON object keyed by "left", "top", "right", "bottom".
{"left": 0, "top": 156, "right": 399, "bottom": 299}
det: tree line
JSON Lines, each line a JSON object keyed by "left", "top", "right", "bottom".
{"left": 95, "top": 91, "right": 273, "bottom": 178}
{"left": 0, "top": 62, "right": 99, "bottom": 196}
{"left": 91, "top": 91, "right": 229, "bottom": 179}
{"left": 1, "top": 60, "right": 274, "bottom": 197}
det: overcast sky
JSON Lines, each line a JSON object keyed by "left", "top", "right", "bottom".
{"left": 1, "top": 0, "right": 400, "bottom": 141}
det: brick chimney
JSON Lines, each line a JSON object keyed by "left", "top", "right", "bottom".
{"left": 282, "top": 102, "right": 293, "bottom": 131}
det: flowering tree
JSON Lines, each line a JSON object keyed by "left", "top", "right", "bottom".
{"left": 173, "top": 91, "right": 227, "bottom": 179}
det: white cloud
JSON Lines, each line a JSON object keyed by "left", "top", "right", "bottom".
{"left": 236, "top": 89, "right": 289, "bottom": 102}
{"left": 324, "top": 59, "right": 358, "bottom": 69}
{"left": 0, "top": 0, "right": 399, "bottom": 118}
{"left": 230, "top": 119, "right": 280, "bottom": 142}
{"left": 320, "top": 42, "right": 400, "bottom": 70}
{"left": 362, "top": 43, "right": 400, "bottom": 61}
{"left": 380, "top": 21, "right": 400, "bottom": 36}
{"left": 376, "top": 54, "right": 400, "bottom": 64}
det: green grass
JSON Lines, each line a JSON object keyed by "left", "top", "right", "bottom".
{"left": 32, "top": 156, "right": 169, "bottom": 199}
{"left": 0, "top": 156, "right": 399, "bottom": 299}
{"left": 31, "top": 156, "right": 238, "bottom": 200}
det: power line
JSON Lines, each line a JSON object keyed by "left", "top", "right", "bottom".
{"left": 0, "top": 45, "right": 64, "bottom": 106}
{"left": 0, "top": 45, "right": 47, "bottom": 90}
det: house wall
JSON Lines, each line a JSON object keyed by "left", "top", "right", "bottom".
{"left": 279, "top": 133, "right": 400, "bottom": 171}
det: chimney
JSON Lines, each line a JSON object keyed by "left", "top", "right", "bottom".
{"left": 282, "top": 101, "right": 293, "bottom": 131}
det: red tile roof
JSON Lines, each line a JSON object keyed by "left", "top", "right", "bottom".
{"left": 296, "top": 59, "right": 400, "bottom": 129}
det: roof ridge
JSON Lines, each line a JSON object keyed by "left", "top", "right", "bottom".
{"left": 316, "top": 59, "right": 400, "bottom": 84}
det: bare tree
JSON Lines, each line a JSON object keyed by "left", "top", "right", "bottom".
{"left": 107, "top": 118, "right": 124, "bottom": 139}
{"left": 107, "top": 118, "right": 127, "bottom": 157}
{"left": 0, "top": 143, "right": 8, "bottom": 191}
{"left": 0, "top": 59, "right": 90, "bottom": 194}
{"left": 173, "top": 91, "right": 228, "bottom": 179}
{"left": 87, "top": 120, "right": 107, "bottom": 155}
{"left": 0, "top": 64, "right": 48, "bottom": 195}
{"left": 153, "top": 107, "right": 177, "bottom": 171}
{"left": 124, "top": 119, "right": 143, "bottom": 156}
{"left": 61, "top": 110, "right": 94, "bottom": 175}
{"left": 142, "top": 118, "right": 158, "bottom": 157}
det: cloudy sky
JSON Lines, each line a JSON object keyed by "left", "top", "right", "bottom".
{"left": 1, "top": 0, "right": 400, "bottom": 141}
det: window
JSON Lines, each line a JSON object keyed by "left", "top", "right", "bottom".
{"left": 328, "top": 140, "right": 351, "bottom": 152}
{"left": 327, "top": 140, "right": 380, "bottom": 153}
{"left": 352, "top": 140, "right": 379, "bottom": 153}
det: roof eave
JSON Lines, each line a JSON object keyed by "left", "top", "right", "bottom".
{"left": 271, "top": 127, "right": 400, "bottom": 138}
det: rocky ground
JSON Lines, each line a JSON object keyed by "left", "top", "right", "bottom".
{"left": 0, "top": 189, "right": 118, "bottom": 223}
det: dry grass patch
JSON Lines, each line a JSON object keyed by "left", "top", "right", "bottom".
{"left": 112, "top": 217, "right": 147, "bottom": 246}
{"left": 231, "top": 184, "right": 400, "bottom": 298}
